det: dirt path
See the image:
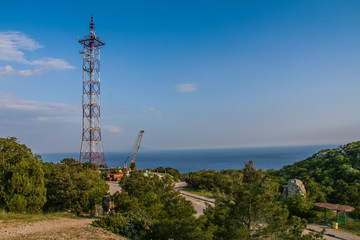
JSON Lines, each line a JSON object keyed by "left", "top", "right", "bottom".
{"left": 0, "top": 217, "right": 126, "bottom": 240}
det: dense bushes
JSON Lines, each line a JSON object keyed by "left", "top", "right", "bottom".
{"left": 201, "top": 161, "right": 324, "bottom": 239}
{"left": 94, "top": 209, "right": 151, "bottom": 240}
{"left": 94, "top": 163, "right": 323, "bottom": 240}
{"left": 185, "top": 169, "right": 240, "bottom": 193}
{"left": 0, "top": 137, "right": 108, "bottom": 215}
{"left": 43, "top": 158, "right": 109, "bottom": 214}
{"left": 94, "top": 171, "right": 209, "bottom": 239}
{"left": 284, "top": 194, "right": 318, "bottom": 221}
{"left": 152, "top": 167, "right": 181, "bottom": 181}
{"left": 0, "top": 137, "right": 46, "bottom": 213}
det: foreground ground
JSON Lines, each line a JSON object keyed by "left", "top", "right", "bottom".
{"left": 0, "top": 216, "right": 126, "bottom": 240}
{"left": 0, "top": 182, "right": 124, "bottom": 240}
{"left": 1, "top": 215, "right": 359, "bottom": 240}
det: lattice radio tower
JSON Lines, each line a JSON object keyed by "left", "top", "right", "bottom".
{"left": 79, "top": 16, "right": 106, "bottom": 167}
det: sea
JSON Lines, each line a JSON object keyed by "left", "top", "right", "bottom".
{"left": 40, "top": 144, "right": 337, "bottom": 173}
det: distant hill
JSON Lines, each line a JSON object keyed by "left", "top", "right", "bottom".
{"left": 279, "top": 141, "right": 360, "bottom": 186}
{"left": 278, "top": 141, "right": 360, "bottom": 214}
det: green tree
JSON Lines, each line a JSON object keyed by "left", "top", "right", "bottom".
{"left": 130, "top": 161, "right": 137, "bottom": 171}
{"left": 165, "top": 167, "right": 181, "bottom": 181}
{"left": 330, "top": 179, "right": 360, "bottom": 206}
{"left": 43, "top": 158, "right": 109, "bottom": 214}
{"left": 152, "top": 167, "right": 182, "bottom": 181}
{"left": 284, "top": 194, "right": 317, "bottom": 220}
{"left": 95, "top": 170, "right": 210, "bottom": 239}
{"left": 266, "top": 216, "right": 324, "bottom": 240}
{"left": 186, "top": 169, "right": 236, "bottom": 194}
{"left": 202, "top": 161, "right": 284, "bottom": 239}
{"left": 230, "top": 161, "right": 280, "bottom": 232}
{"left": 203, "top": 161, "right": 324, "bottom": 239}
{"left": 0, "top": 137, "right": 46, "bottom": 213}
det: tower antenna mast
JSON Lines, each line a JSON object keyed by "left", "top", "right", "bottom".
{"left": 79, "top": 16, "right": 106, "bottom": 167}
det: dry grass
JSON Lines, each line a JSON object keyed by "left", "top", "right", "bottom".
{"left": 338, "top": 218, "right": 360, "bottom": 236}
{"left": 0, "top": 212, "right": 127, "bottom": 240}
{"left": 0, "top": 211, "right": 77, "bottom": 223}
{"left": 6, "top": 225, "right": 126, "bottom": 240}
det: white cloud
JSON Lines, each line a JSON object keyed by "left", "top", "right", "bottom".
{"left": 18, "top": 69, "right": 42, "bottom": 77}
{"left": 0, "top": 31, "right": 74, "bottom": 77}
{"left": 29, "top": 58, "right": 74, "bottom": 70}
{"left": 0, "top": 65, "right": 15, "bottom": 76}
{"left": 176, "top": 83, "right": 198, "bottom": 93}
{"left": 0, "top": 31, "right": 43, "bottom": 63}
{"left": 0, "top": 92, "right": 81, "bottom": 153}
{"left": 145, "top": 107, "right": 161, "bottom": 114}
{"left": 103, "top": 125, "right": 122, "bottom": 133}
{"left": 0, "top": 91, "right": 80, "bottom": 121}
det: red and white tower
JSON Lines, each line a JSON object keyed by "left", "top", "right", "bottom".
{"left": 79, "top": 16, "right": 106, "bottom": 167}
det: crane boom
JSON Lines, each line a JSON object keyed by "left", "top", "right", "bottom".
{"left": 130, "top": 130, "right": 144, "bottom": 164}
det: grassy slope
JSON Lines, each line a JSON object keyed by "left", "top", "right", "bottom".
{"left": 182, "top": 186, "right": 215, "bottom": 198}
{"left": 278, "top": 141, "right": 360, "bottom": 236}
{"left": 338, "top": 218, "right": 360, "bottom": 236}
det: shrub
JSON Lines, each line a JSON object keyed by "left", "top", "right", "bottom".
{"left": 93, "top": 210, "right": 151, "bottom": 240}
{"left": 7, "top": 194, "right": 27, "bottom": 213}
{"left": 0, "top": 137, "right": 46, "bottom": 213}
{"left": 284, "top": 194, "right": 318, "bottom": 221}
{"left": 96, "top": 170, "right": 208, "bottom": 239}
{"left": 43, "top": 158, "right": 109, "bottom": 214}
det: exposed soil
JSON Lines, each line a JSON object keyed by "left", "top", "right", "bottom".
{"left": 0, "top": 217, "right": 126, "bottom": 240}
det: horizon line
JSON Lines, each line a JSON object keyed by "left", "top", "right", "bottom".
{"left": 37, "top": 142, "right": 343, "bottom": 155}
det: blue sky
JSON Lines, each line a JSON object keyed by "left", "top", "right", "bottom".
{"left": 1, "top": 0, "right": 360, "bottom": 153}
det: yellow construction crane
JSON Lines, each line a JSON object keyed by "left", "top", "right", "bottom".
{"left": 124, "top": 130, "right": 145, "bottom": 171}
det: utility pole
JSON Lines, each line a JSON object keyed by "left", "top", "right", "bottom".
{"left": 79, "top": 16, "right": 106, "bottom": 167}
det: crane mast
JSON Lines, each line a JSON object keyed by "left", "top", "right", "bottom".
{"left": 131, "top": 130, "right": 145, "bottom": 164}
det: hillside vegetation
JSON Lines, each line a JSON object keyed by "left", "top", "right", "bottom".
{"left": 182, "top": 141, "right": 360, "bottom": 238}
{"left": 95, "top": 162, "right": 324, "bottom": 239}
{"left": 278, "top": 141, "right": 360, "bottom": 216}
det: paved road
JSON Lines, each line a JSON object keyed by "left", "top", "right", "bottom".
{"left": 305, "top": 224, "right": 360, "bottom": 240}
{"left": 179, "top": 191, "right": 215, "bottom": 218}
{"left": 106, "top": 181, "right": 122, "bottom": 195}
{"left": 175, "top": 182, "right": 215, "bottom": 218}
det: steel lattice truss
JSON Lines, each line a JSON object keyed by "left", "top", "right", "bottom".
{"left": 79, "top": 17, "right": 106, "bottom": 167}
